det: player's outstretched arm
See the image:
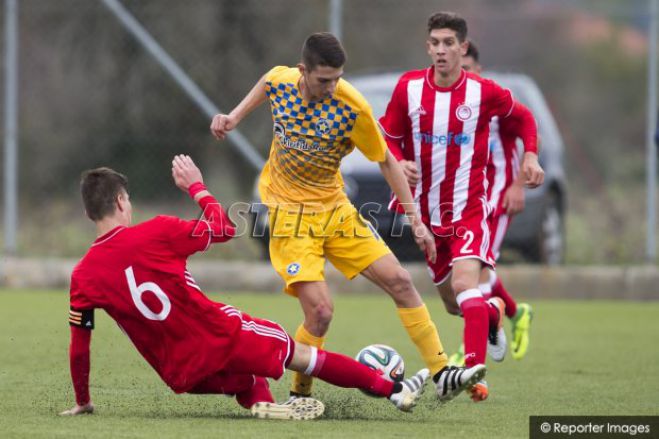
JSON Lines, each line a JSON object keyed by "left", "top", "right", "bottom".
{"left": 172, "top": 154, "right": 207, "bottom": 197}
{"left": 60, "top": 326, "right": 94, "bottom": 416}
{"left": 172, "top": 154, "right": 236, "bottom": 243}
{"left": 210, "top": 74, "right": 268, "bottom": 141}
{"left": 378, "top": 150, "right": 436, "bottom": 263}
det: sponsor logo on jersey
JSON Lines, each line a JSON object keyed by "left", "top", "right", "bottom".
{"left": 287, "top": 262, "right": 301, "bottom": 276}
{"left": 456, "top": 104, "right": 473, "bottom": 121}
{"left": 414, "top": 131, "right": 471, "bottom": 146}
{"left": 273, "top": 122, "right": 327, "bottom": 152}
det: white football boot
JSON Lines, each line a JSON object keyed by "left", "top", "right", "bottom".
{"left": 250, "top": 397, "right": 325, "bottom": 420}
{"left": 389, "top": 368, "right": 430, "bottom": 412}
{"left": 434, "top": 364, "right": 487, "bottom": 402}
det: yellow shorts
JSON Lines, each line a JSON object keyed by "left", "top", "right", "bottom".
{"left": 268, "top": 203, "right": 391, "bottom": 296}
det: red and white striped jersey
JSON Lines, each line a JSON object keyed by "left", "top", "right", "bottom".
{"left": 486, "top": 116, "right": 521, "bottom": 215}
{"left": 380, "top": 68, "right": 535, "bottom": 227}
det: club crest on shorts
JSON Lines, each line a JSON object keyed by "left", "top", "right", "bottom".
{"left": 455, "top": 104, "right": 473, "bottom": 121}
{"left": 287, "top": 263, "right": 301, "bottom": 276}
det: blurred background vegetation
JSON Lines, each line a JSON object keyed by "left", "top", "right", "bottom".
{"left": 0, "top": 0, "right": 655, "bottom": 263}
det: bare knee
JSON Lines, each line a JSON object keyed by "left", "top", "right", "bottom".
{"left": 388, "top": 268, "right": 413, "bottom": 293}
{"left": 451, "top": 277, "right": 474, "bottom": 296}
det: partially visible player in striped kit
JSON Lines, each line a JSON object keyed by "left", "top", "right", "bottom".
{"left": 379, "top": 12, "right": 544, "bottom": 401}
{"left": 446, "top": 41, "right": 534, "bottom": 368}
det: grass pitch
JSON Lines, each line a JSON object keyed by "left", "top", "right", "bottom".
{"left": 1, "top": 289, "right": 658, "bottom": 438}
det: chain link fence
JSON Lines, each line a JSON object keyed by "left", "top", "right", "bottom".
{"left": 0, "top": 0, "right": 656, "bottom": 264}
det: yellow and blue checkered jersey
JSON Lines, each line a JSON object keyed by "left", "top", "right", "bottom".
{"left": 258, "top": 66, "right": 387, "bottom": 211}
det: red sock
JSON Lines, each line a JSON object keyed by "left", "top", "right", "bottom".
{"left": 235, "top": 377, "right": 274, "bottom": 409}
{"left": 188, "top": 373, "right": 274, "bottom": 409}
{"left": 492, "top": 278, "right": 517, "bottom": 319}
{"left": 309, "top": 349, "right": 394, "bottom": 397}
{"left": 457, "top": 289, "right": 488, "bottom": 368}
{"left": 189, "top": 373, "right": 254, "bottom": 394}
{"left": 486, "top": 301, "right": 499, "bottom": 331}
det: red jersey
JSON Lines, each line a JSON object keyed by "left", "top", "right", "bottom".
{"left": 69, "top": 213, "right": 239, "bottom": 393}
{"left": 486, "top": 116, "right": 521, "bottom": 216}
{"left": 379, "top": 68, "right": 536, "bottom": 228}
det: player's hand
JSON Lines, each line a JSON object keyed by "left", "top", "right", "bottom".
{"left": 410, "top": 217, "right": 436, "bottom": 263}
{"left": 59, "top": 402, "right": 94, "bottom": 416}
{"left": 400, "top": 160, "right": 420, "bottom": 186}
{"left": 502, "top": 183, "right": 525, "bottom": 215}
{"left": 521, "top": 152, "right": 544, "bottom": 188}
{"left": 210, "top": 113, "right": 238, "bottom": 141}
{"left": 172, "top": 154, "right": 204, "bottom": 191}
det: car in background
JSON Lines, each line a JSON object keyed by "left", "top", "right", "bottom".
{"left": 251, "top": 71, "right": 567, "bottom": 264}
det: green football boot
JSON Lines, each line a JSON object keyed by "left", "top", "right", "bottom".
{"left": 447, "top": 343, "right": 465, "bottom": 367}
{"left": 510, "top": 303, "right": 533, "bottom": 360}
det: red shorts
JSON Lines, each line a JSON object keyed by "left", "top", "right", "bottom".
{"left": 219, "top": 305, "right": 293, "bottom": 380}
{"left": 426, "top": 206, "right": 495, "bottom": 284}
{"left": 487, "top": 212, "right": 512, "bottom": 261}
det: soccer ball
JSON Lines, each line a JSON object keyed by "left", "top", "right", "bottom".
{"left": 355, "top": 344, "right": 405, "bottom": 387}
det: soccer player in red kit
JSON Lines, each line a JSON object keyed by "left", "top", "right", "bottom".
{"left": 461, "top": 41, "right": 534, "bottom": 362}
{"left": 60, "top": 155, "right": 430, "bottom": 420}
{"left": 379, "top": 12, "right": 544, "bottom": 401}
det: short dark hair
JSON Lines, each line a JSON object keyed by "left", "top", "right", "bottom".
{"left": 301, "top": 32, "right": 346, "bottom": 71}
{"left": 427, "top": 12, "right": 468, "bottom": 42}
{"left": 465, "top": 39, "right": 480, "bottom": 62}
{"left": 80, "top": 167, "right": 128, "bottom": 221}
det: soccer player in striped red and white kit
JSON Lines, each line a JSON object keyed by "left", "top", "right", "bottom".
{"left": 60, "top": 155, "right": 430, "bottom": 419}
{"left": 461, "top": 41, "right": 535, "bottom": 362}
{"left": 379, "top": 12, "right": 544, "bottom": 401}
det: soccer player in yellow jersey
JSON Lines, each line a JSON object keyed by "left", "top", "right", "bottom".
{"left": 211, "top": 32, "right": 485, "bottom": 402}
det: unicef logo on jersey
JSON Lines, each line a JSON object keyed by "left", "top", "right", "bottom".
{"left": 314, "top": 118, "right": 331, "bottom": 135}
{"left": 455, "top": 104, "right": 473, "bottom": 121}
{"left": 287, "top": 263, "right": 301, "bottom": 276}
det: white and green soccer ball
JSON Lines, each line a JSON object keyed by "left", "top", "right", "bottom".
{"left": 355, "top": 344, "right": 405, "bottom": 388}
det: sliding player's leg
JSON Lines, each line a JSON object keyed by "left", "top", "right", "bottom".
{"left": 223, "top": 309, "right": 427, "bottom": 415}
{"left": 286, "top": 342, "right": 429, "bottom": 412}
{"left": 217, "top": 310, "right": 325, "bottom": 420}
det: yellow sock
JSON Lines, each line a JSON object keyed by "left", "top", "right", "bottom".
{"left": 397, "top": 304, "right": 448, "bottom": 376}
{"left": 290, "top": 324, "right": 325, "bottom": 396}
